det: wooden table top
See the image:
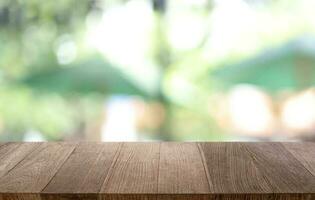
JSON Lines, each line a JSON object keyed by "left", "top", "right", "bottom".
{"left": 0, "top": 142, "right": 314, "bottom": 200}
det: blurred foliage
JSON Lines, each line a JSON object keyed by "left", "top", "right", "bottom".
{"left": 1, "top": 0, "right": 315, "bottom": 141}
{"left": 0, "top": 84, "right": 106, "bottom": 141}
{"left": 0, "top": 86, "right": 76, "bottom": 140}
{"left": 0, "top": 0, "right": 99, "bottom": 140}
{"left": 213, "top": 37, "right": 315, "bottom": 93}
{"left": 22, "top": 55, "right": 150, "bottom": 97}
{"left": 0, "top": 0, "right": 93, "bottom": 78}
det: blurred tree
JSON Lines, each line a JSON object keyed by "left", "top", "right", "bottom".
{"left": 0, "top": 0, "right": 94, "bottom": 79}
{"left": 151, "top": 0, "right": 173, "bottom": 140}
{"left": 22, "top": 56, "right": 150, "bottom": 97}
{"left": 0, "top": 0, "right": 97, "bottom": 140}
{"left": 212, "top": 37, "right": 315, "bottom": 93}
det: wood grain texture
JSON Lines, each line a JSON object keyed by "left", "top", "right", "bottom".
{"left": 3, "top": 194, "right": 315, "bottom": 200}
{"left": 0, "top": 194, "right": 40, "bottom": 200}
{"left": 283, "top": 142, "right": 315, "bottom": 177}
{"left": 158, "top": 142, "right": 209, "bottom": 194}
{"left": 0, "top": 142, "right": 315, "bottom": 200}
{"left": 155, "top": 194, "right": 315, "bottom": 200}
{"left": 199, "top": 142, "right": 272, "bottom": 194}
{"left": 5, "top": 194, "right": 315, "bottom": 200}
{"left": 40, "top": 194, "right": 98, "bottom": 200}
{"left": 99, "top": 142, "right": 160, "bottom": 195}
{"left": 0, "top": 142, "right": 75, "bottom": 196}
{"left": 243, "top": 142, "right": 315, "bottom": 193}
{"left": 42, "top": 142, "right": 121, "bottom": 194}
{"left": 0, "top": 143, "right": 40, "bottom": 179}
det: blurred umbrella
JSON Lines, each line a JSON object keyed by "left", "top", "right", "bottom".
{"left": 212, "top": 37, "right": 315, "bottom": 92}
{"left": 22, "top": 56, "right": 150, "bottom": 97}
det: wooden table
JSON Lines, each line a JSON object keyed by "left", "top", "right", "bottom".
{"left": 0, "top": 142, "right": 314, "bottom": 200}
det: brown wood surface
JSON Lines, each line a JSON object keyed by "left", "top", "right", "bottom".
{"left": 42, "top": 142, "right": 121, "bottom": 196}
{"left": 283, "top": 142, "right": 315, "bottom": 177}
{"left": 243, "top": 143, "right": 315, "bottom": 193}
{"left": 0, "top": 142, "right": 314, "bottom": 200}
{"left": 158, "top": 142, "right": 209, "bottom": 194}
{"left": 199, "top": 142, "right": 272, "bottom": 193}
{"left": 0, "top": 143, "right": 40, "bottom": 179}
{"left": 99, "top": 142, "right": 160, "bottom": 195}
{"left": 0, "top": 143, "right": 75, "bottom": 200}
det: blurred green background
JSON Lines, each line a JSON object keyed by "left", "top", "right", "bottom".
{"left": 1, "top": 0, "right": 315, "bottom": 141}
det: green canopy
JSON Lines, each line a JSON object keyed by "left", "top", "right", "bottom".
{"left": 212, "top": 37, "right": 315, "bottom": 92}
{"left": 22, "top": 56, "right": 150, "bottom": 97}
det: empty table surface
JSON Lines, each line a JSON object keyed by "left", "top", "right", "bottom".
{"left": 0, "top": 142, "right": 314, "bottom": 200}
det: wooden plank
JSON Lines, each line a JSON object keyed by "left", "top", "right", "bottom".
{"left": 1, "top": 142, "right": 315, "bottom": 200}
{"left": 0, "top": 142, "right": 40, "bottom": 179}
{"left": 283, "top": 142, "right": 315, "bottom": 177}
{"left": 0, "top": 194, "right": 40, "bottom": 200}
{"left": 42, "top": 142, "right": 121, "bottom": 194}
{"left": 97, "top": 194, "right": 156, "bottom": 200}
{"left": 244, "top": 142, "right": 315, "bottom": 193}
{"left": 40, "top": 194, "right": 98, "bottom": 200}
{"left": 0, "top": 142, "right": 76, "bottom": 195}
{"left": 157, "top": 194, "right": 314, "bottom": 200}
{"left": 99, "top": 142, "right": 160, "bottom": 196}
{"left": 3, "top": 193, "right": 314, "bottom": 200}
{"left": 199, "top": 142, "right": 272, "bottom": 194}
{"left": 98, "top": 193, "right": 315, "bottom": 200}
{"left": 158, "top": 142, "right": 209, "bottom": 194}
